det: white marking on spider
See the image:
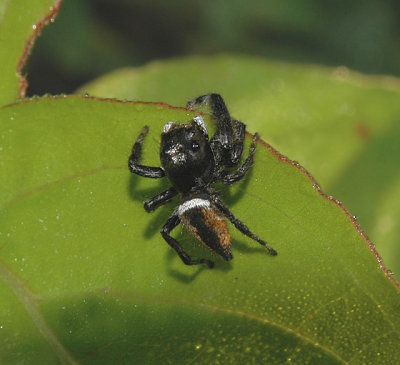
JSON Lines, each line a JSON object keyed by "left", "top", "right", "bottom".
{"left": 163, "top": 121, "right": 175, "bottom": 133}
{"left": 193, "top": 115, "right": 208, "bottom": 137}
{"left": 165, "top": 144, "right": 187, "bottom": 163}
{"left": 178, "top": 198, "right": 210, "bottom": 217}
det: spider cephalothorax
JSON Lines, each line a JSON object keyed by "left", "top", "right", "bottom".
{"left": 160, "top": 118, "right": 214, "bottom": 193}
{"left": 129, "top": 94, "right": 277, "bottom": 268}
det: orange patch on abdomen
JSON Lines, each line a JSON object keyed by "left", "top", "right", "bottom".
{"left": 201, "top": 208, "right": 231, "bottom": 251}
{"left": 180, "top": 205, "right": 232, "bottom": 260}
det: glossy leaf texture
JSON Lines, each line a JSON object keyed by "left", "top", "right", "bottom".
{"left": 1, "top": 96, "right": 399, "bottom": 364}
{"left": 0, "top": 0, "right": 61, "bottom": 104}
{"left": 80, "top": 55, "right": 400, "bottom": 275}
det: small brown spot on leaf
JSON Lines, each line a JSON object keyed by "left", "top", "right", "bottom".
{"left": 354, "top": 122, "right": 371, "bottom": 141}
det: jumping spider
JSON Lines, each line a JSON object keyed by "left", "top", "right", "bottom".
{"left": 129, "top": 93, "right": 277, "bottom": 268}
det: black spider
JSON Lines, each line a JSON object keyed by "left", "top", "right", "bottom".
{"left": 128, "top": 93, "right": 277, "bottom": 268}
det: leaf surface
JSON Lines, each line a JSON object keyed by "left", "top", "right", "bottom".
{"left": 1, "top": 96, "right": 399, "bottom": 364}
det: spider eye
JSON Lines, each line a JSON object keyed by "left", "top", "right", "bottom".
{"left": 192, "top": 142, "right": 200, "bottom": 150}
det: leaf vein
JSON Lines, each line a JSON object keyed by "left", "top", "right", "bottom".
{"left": 0, "top": 260, "right": 78, "bottom": 364}
{"left": 1, "top": 165, "right": 125, "bottom": 211}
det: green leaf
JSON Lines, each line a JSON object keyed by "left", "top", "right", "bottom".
{"left": 80, "top": 55, "right": 400, "bottom": 275}
{"left": 0, "top": 0, "right": 61, "bottom": 105}
{"left": 1, "top": 96, "right": 399, "bottom": 364}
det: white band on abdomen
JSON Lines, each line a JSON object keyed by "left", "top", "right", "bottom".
{"left": 178, "top": 198, "right": 210, "bottom": 217}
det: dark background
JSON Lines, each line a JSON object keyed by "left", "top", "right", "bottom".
{"left": 26, "top": 0, "right": 400, "bottom": 96}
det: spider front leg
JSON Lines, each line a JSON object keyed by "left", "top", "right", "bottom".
{"left": 161, "top": 212, "right": 215, "bottom": 268}
{"left": 220, "top": 133, "right": 259, "bottom": 185}
{"left": 187, "top": 93, "right": 245, "bottom": 167}
{"left": 212, "top": 196, "right": 278, "bottom": 256}
{"left": 228, "top": 120, "right": 246, "bottom": 166}
{"left": 187, "top": 94, "right": 233, "bottom": 138}
{"left": 128, "top": 125, "right": 165, "bottom": 178}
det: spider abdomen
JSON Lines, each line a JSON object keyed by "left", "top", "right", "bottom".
{"left": 178, "top": 198, "right": 233, "bottom": 261}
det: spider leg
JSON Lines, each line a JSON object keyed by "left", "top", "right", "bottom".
{"left": 187, "top": 94, "right": 232, "bottom": 144}
{"left": 144, "top": 187, "right": 178, "bottom": 212}
{"left": 161, "top": 212, "right": 215, "bottom": 268}
{"left": 187, "top": 93, "right": 246, "bottom": 167}
{"left": 129, "top": 126, "right": 165, "bottom": 178}
{"left": 228, "top": 119, "right": 245, "bottom": 166}
{"left": 220, "top": 133, "right": 259, "bottom": 185}
{"left": 212, "top": 196, "right": 278, "bottom": 256}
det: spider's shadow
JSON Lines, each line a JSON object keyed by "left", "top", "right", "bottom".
{"left": 165, "top": 248, "right": 233, "bottom": 283}
{"left": 127, "top": 174, "right": 172, "bottom": 237}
